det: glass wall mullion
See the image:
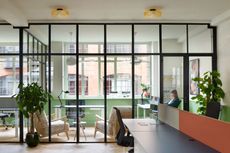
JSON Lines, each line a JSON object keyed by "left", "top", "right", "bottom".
{"left": 104, "top": 24, "right": 107, "bottom": 143}
{"left": 48, "top": 24, "right": 51, "bottom": 142}
{"left": 19, "top": 28, "right": 24, "bottom": 143}
{"left": 76, "top": 24, "right": 79, "bottom": 143}
{"left": 0, "top": 23, "right": 216, "bottom": 143}
{"left": 131, "top": 24, "right": 135, "bottom": 118}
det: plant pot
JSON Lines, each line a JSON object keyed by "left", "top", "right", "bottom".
{"left": 25, "top": 132, "right": 40, "bottom": 147}
{"left": 206, "top": 102, "right": 220, "bottom": 119}
{"left": 143, "top": 91, "right": 150, "bottom": 98}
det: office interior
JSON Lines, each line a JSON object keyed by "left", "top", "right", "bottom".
{"left": 0, "top": 0, "right": 230, "bottom": 153}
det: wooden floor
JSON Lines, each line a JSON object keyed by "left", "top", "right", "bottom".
{"left": 0, "top": 143, "right": 129, "bottom": 153}
{"left": 0, "top": 126, "right": 128, "bottom": 153}
{"left": 0, "top": 127, "right": 114, "bottom": 142}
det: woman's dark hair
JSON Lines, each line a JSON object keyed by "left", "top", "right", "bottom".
{"left": 171, "top": 90, "right": 178, "bottom": 98}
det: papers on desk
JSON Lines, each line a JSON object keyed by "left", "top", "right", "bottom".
{"left": 137, "top": 121, "right": 156, "bottom": 126}
{"left": 138, "top": 122, "right": 149, "bottom": 126}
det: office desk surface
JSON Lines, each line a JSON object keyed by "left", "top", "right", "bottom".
{"left": 123, "top": 119, "right": 219, "bottom": 153}
{"left": 123, "top": 119, "right": 157, "bottom": 132}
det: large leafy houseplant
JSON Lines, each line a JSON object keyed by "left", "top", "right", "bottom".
{"left": 191, "top": 71, "right": 225, "bottom": 115}
{"left": 15, "top": 82, "right": 51, "bottom": 147}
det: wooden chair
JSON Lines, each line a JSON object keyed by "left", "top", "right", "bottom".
{"left": 34, "top": 111, "right": 70, "bottom": 140}
{"left": 94, "top": 106, "right": 132, "bottom": 139}
{"left": 114, "top": 107, "right": 134, "bottom": 147}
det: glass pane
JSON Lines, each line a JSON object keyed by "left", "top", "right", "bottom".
{"left": 23, "top": 31, "right": 27, "bottom": 53}
{"left": 26, "top": 25, "right": 49, "bottom": 54}
{"left": 134, "top": 25, "right": 159, "bottom": 53}
{"left": 51, "top": 25, "right": 76, "bottom": 53}
{"left": 0, "top": 25, "right": 19, "bottom": 54}
{"left": 28, "top": 35, "right": 33, "bottom": 54}
{"left": 79, "top": 25, "right": 104, "bottom": 53}
{"left": 163, "top": 57, "right": 183, "bottom": 109}
{"left": 134, "top": 56, "right": 160, "bottom": 118}
{"left": 107, "top": 25, "right": 131, "bottom": 53}
{"left": 79, "top": 56, "right": 104, "bottom": 142}
{"left": 189, "top": 57, "right": 212, "bottom": 113}
{"left": 0, "top": 56, "right": 19, "bottom": 96}
{"left": 162, "top": 25, "right": 187, "bottom": 53}
{"left": 0, "top": 56, "right": 19, "bottom": 142}
{"left": 49, "top": 55, "right": 76, "bottom": 142}
{"left": 23, "top": 55, "right": 49, "bottom": 142}
{"left": 188, "top": 25, "right": 213, "bottom": 53}
{"left": 34, "top": 39, "right": 38, "bottom": 54}
{"left": 106, "top": 56, "right": 132, "bottom": 142}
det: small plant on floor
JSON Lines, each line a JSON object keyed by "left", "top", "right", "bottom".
{"left": 14, "top": 82, "right": 52, "bottom": 147}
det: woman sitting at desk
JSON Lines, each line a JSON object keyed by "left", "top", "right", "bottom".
{"left": 167, "top": 90, "right": 181, "bottom": 108}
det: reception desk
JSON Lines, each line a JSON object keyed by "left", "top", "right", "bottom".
{"left": 123, "top": 119, "right": 218, "bottom": 153}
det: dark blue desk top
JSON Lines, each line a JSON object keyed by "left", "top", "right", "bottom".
{"left": 124, "top": 119, "right": 219, "bottom": 153}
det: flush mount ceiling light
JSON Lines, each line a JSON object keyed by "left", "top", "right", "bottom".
{"left": 51, "top": 7, "right": 69, "bottom": 18}
{"left": 144, "top": 8, "right": 162, "bottom": 18}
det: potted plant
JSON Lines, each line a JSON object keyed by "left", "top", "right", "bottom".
{"left": 192, "top": 71, "right": 225, "bottom": 119}
{"left": 141, "top": 83, "right": 150, "bottom": 98}
{"left": 14, "top": 82, "right": 51, "bottom": 147}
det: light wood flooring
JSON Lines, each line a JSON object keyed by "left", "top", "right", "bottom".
{"left": 0, "top": 126, "right": 129, "bottom": 153}
{"left": 0, "top": 127, "right": 114, "bottom": 142}
{"left": 0, "top": 143, "right": 129, "bottom": 153}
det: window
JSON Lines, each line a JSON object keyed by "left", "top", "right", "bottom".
{"left": 107, "top": 43, "right": 131, "bottom": 53}
{"left": 135, "top": 44, "right": 150, "bottom": 53}
{"left": 68, "top": 74, "right": 76, "bottom": 95}
{"left": 69, "top": 43, "right": 75, "bottom": 53}
{"left": 0, "top": 46, "right": 19, "bottom": 53}
{"left": 79, "top": 44, "right": 88, "bottom": 53}
{"left": 4, "top": 57, "right": 20, "bottom": 68}
{"left": 106, "top": 73, "right": 141, "bottom": 95}
{"left": 0, "top": 76, "right": 6, "bottom": 95}
{"left": 68, "top": 74, "right": 88, "bottom": 95}
{"left": 0, "top": 56, "right": 19, "bottom": 96}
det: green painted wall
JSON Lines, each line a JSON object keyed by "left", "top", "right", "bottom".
{"left": 189, "top": 100, "right": 200, "bottom": 114}
{"left": 49, "top": 98, "right": 230, "bottom": 126}
{"left": 49, "top": 99, "right": 132, "bottom": 127}
{"left": 220, "top": 106, "right": 230, "bottom": 122}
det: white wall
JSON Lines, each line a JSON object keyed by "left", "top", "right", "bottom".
{"left": 162, "top": 39, "right": 184, "bottom": 52}
{"left": 216, "top": 19, "right": 230, "bottom": 106}
{"left": 188, "top": 25, "right": 212, "bottom": 53}
{"left": 51, "top": 42, "right": 63, "bottom": 97}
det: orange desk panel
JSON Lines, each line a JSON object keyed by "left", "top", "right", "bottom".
{"left": 179, "top": 110, "right": 230, "bottom": 153}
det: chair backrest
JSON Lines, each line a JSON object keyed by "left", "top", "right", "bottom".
{"left": 107, "top": 106, "right": 131, "bottom": 137}
{"left": 108, "top": 106, "right": 132, "bottom": 122}
{"left": 34, "top": 111, "right": 48, "bottom": 129}
{"left": 113, "top": 107, "right": 126, "bottom": 142}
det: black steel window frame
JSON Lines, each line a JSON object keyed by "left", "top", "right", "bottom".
{"left": 0, "top": 22, "right": 216, "bottom": 143}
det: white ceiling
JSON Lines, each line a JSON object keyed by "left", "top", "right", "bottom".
{"left": 0, "top": 0, "right": 230, "bottom": 26}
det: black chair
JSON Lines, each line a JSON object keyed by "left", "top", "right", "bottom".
{"left": 114, "top": 107, "right": 134, "bottom": 152}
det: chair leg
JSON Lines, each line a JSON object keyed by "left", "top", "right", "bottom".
{"left": 2, "top": 117, "right": 8, "bottom": 130}
{"left": 94, "top": 129, "right": 97, "bottom": 138}
{"left": 65, "top": 131, "right": 69, "bottom": 140}
{"left": 81, "top": 126, "right": 87, "bottom": 141}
